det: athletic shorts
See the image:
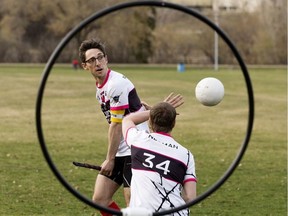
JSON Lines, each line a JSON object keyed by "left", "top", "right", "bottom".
{"left": 102, "top": 156, "right": 131, "bottom": 187}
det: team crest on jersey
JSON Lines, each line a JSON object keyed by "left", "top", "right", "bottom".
{"left": 112, "top": 92, "right": 122, "bottom": 103}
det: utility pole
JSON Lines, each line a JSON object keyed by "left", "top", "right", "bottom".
{"left": 213, "top": 0, "right": 219, "bottom": 71}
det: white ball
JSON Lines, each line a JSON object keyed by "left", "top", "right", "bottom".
{"left": 195, "top": 77, "right": 224, "bottom": 106}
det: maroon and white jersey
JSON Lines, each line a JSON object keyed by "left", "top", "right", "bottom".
{"left": 96, "top": 69, "right": 148, "bottom": 156}
{"left": 125, "top": 128, "right": 197, "bottom": 215}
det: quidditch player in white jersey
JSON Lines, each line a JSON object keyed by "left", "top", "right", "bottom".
{"left": 122, "top": 97, "right": 197, "bottom": 215}
{"left": 79, "top": 38, "right": 148, "bottom": 216}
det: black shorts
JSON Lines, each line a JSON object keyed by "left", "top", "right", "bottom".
{"left": 102, "top": 156, "right": 131, "bottom": 187}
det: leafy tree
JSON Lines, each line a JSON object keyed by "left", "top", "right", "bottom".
{"left": 0, "top": 0, "right": 286, "bottom": 64}
{"left": 130, "top": 7, "right": 156, "bottom": 63}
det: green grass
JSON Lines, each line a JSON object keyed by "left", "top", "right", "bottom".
{"left": 0, "top": 64, "right": 286, "bottom": 215}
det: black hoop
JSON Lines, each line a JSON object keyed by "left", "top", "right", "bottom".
{"left": 35, "top": 1, "right": 254, "bottom": 215}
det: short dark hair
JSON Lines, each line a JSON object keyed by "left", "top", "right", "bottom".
{"left": 78, "top": 38, "right": 106, "bottom": 63}
{"left": 149, "top": 102, "right": 176, "bottom": 133}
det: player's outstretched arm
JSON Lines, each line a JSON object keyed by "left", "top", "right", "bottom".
{"left": 122, "top": 110, "right": 150, "bottom": 138}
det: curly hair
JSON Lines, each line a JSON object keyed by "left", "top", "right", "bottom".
{"left": 78, "top": 38, "right": 106, "bottom": 63}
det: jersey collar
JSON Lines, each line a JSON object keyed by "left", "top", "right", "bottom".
{"left": 154, "top": 131, "right": 172, "bottom": 137}
{"left": 96, "top": 69, "right": 111, "bottom": 88}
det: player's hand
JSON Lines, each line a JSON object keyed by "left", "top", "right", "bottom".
{"left": 99, "top": 159, "right": 114, "bottom": 176}
{"left": 141, "top": 101, "right": 152, "bottom": 110}
{"left": 164, "top": 92, "right": 184, "bottom": 109}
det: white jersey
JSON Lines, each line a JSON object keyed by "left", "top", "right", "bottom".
{"left": 125, "top": 128, "right": 197, "bottom": 215}
{"left": 96, "top": 69, "right": 148, "bottom": 156}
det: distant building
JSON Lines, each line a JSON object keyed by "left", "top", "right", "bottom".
{"left": 167, "top": 0, "right": 212, "bottom": 9}
{"left": 166, "top": 0, "right": 261, "bottom": 12}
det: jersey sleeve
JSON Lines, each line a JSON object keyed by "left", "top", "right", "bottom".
{"left": 108, "top": 79, "right": 130, "bottom": 123}
{"left": 184, "top": 152, "right": 197, "bottom": 183}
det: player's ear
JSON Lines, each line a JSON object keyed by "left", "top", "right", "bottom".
{"left": 148, "top": 119, "right": 154, "bottom": 132}
{"left": 82, "top": 62, "right": 88, "bottom": 70}
{"left": 171, "top": 119, "right": 176, "bottom": 130}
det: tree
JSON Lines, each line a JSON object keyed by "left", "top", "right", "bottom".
{"left": 0, "top": 0, "right": 286, "bottom": 64}
{"left": 0, "top": 0, "right": 156, "bottom": 63}
{"left": 253, "top": 0, "right": 287, "bottom": 64}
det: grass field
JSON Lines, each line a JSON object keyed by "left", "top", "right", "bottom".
{"left": 0, "top": 64, "right": 286, "bottom": 215}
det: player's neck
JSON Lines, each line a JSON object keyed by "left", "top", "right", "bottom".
{"left": 95, "top": 69, "right": 110, "bottom": 87}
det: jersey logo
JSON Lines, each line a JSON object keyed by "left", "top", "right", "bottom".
{"left": 99, "top": 91, "right": 106, "bottom": 103}
{"left": 100, "top": 101, "right": 111, "bottom": 124}
{"left": 112, "top": 95, "right": 120, "bottom": 103}
{"left": 111, "top": 92, "right": 122, "bottom": 103}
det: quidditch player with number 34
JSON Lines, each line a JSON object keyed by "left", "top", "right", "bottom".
{"left": 122, "top": 97, "right": 197, "bottom": 215}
